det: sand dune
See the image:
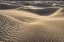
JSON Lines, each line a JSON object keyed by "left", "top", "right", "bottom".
{"left": 0, "top": 7, "right": 64, "bottom": 42}
{"left": 50, "top": 8, "right": 64, "bottom": 18}
{"left": 18, "top": 7, "right": 59, "bottom": 16}
{"left": 0, "top": 4, "right": 19, "bottom": 9}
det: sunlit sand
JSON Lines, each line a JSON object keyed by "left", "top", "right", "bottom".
{"left": 0, "top": 2, "right": 64, "bottom": 42}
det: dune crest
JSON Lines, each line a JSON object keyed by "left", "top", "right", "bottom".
{"left": 0, "top": 14, "right": 28, "bottom": 42}
{"left": 0, "top": 13, "right": 64, "bottom": 42}
{"left": 50, "top": 8, "right": 64, "bottom": 18}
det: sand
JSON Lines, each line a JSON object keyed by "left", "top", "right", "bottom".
{"left": 0, "top": 6, "right": 64, "bottom": 42}
{"left": 0, "top": 4, "right": 19, "bottom": 9}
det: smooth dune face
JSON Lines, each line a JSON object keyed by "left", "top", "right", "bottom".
{"left": 0, "top": 7, "right": 64, "bottom": 42}
{"left": 18, "top": 8, "right": 59, "bottom": 16}
{"left": 50, "top": 8, "right": 64, "bottom": 18}
{"left": 0, "top": 4, "right": 19, "bottom": 9}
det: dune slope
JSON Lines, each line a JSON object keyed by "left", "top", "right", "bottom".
{"left": 0, "top": 4, "right": 19, "bottom": 9}
{"left": 0, "top": 13, "right": 64, "bottom": 42}
{"left": 50, "top": 8, "right": 64, "bottom": 18}
{"left": 0, "top": 7, "right": 64, "bottom": 42}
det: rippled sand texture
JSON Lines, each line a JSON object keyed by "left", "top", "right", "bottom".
{"left": 0, "top": 8, "right": 64, "bottom": 42}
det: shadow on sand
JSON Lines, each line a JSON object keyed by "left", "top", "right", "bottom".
{"left": 18, "top": 8, "right": 59, "bottom": 16}
{"left": 0, "top": 4, "right": 19, "bottom": 10}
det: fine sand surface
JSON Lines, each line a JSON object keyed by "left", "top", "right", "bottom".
{"left": 0, "top": 7, "right": 64, "bottom": 42}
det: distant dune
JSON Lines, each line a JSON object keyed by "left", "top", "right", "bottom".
{"left": 18, "top": 7, "right": 59, "bottom": 16}
{"left": 0, "top": 7, "right": 64, "bottom": 42}
{"left": 50, "top": 8, "right": 64, "bottom": 18}
{"left": 0, "top": 4, "right": 19, "bottom": 9}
